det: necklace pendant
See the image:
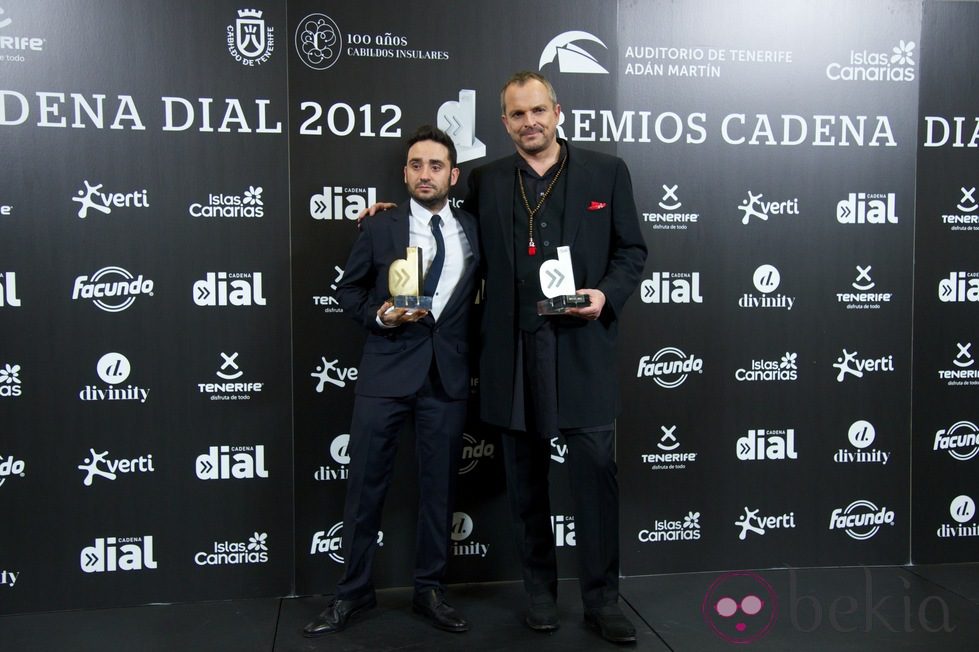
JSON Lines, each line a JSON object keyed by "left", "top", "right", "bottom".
{"left": 528, "top": 239, "right": 537, "bottom": 256}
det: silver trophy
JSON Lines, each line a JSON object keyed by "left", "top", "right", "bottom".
{"left": 537, "top": 246, "right": 590, "bottom": 315}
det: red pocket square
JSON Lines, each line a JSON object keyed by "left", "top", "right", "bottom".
{"left": 587, "top": 201, "right": 607, "bottom": 211}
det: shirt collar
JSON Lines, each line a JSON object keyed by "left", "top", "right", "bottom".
{"left": 515, "top": 140, "right": 568, "bottom": 179}
{"left": 409, "top": 198, "right": 453, "bottom": 223}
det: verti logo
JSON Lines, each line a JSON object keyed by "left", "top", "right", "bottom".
{"left": 72, "top": 180, "right": 149, "bottom": 219}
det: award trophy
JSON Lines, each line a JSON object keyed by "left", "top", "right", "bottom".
{"left": 537, "top": 246, "right": 590, "bottom": 315}
{"left": 388, "top": 246, "right": 433, "bottom": 310}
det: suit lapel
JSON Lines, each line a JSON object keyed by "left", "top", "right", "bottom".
{"left": 562, "top": 145, "right": 588, "bottom": 249}
{"left": 392, "top": 202, "right": 411, "bottom": 252}
{"left": 492, "top": 156, "right": 517, "bottom": 268}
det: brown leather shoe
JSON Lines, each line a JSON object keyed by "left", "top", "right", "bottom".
{"left": 412, "top": 588, "right": 469, "bottom": 632}
{"left": 302, "top": 593, "right": 377, "bottom": 637}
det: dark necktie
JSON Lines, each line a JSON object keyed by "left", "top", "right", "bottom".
{"left": 422, "top": 214, "right": 444, "bottom": 297}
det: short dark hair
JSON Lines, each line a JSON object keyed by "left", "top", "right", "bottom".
{"left": 500, "top": 71, "right": 558, "bottom": 115}
{"left": 406, "top": 125, "right": 457, "bottom": 168}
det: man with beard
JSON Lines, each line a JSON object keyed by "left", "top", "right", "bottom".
{"left": 303, "top": 125, "right": 479, "bottom": 637}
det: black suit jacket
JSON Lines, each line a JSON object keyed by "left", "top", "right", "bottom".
{"left": 336, "top": 201, "right": 480, "bottom": 400}
{"left": 464, "top": 142, "right": 647, "bottom": 428}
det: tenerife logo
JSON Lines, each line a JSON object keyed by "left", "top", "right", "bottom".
{"left": 0, "top": 363, "right": 21, "bottom": 398}
{"left": 938, "top": 342, "right": 979, "bottom": 386}
{"left": 638, "top": 510, "right": 701, "bottom": 543}
{"left": 837, "top": 265, "right": 892, "bottom": 309}
{"left": 834, "top": 420, "right": 891, "bottom": 465}
{"left": 641, "top": 272, "right": 702, "bottom": 304}
{"left": 826, "top": 41, "right": 916, "bottom": 82}
{"left": 296, "top": 13, "right": 341, "bottom": 70}
{"left": 0, "top": 7, "right": 45, "bottom": 60}
{"left": 539, "top": 31, "right": 608, "bottom": 74}
{"left": 836, "top": 193, "right": 898, "bottom": 224}
{"left": 459, "top": 433, "right": 494, "bottom": 475}
{"left": 641, "top": 425, "right": 698, "bottom": 470}
{"left": 79, "top": 352, "right": 149, "bottom": 403}
{"left": 934, "top": 421, "right": 979, "bottom": 461}
{"left": 739, "top": 265, "right": 795, "bottom": 310}
{"left": 943, "top": 186, "right": 979, "bottom": 231}
{"left": 310, "top": 185, "right": 378, "bottom": 220}
{"left": 199, "top": 352, "right": 264, "bottom": 400}
{"left": 438, "top": 89, "right": 485, "bottom": 164}
{"left": 833, "top": 349, "right": 894, "bottom": 382}
{"left": 311, "top": 356, "right": 358, "bottom": 392}
{"left": 227, "top": 9, "right": 274, "bottom": 66}
{"left": 195, "top": 532, "right": 268, "bottom": 566}
{"left": 193, "top": 272, "right": 266, "bottom": 306}
{"left": 551, "top": 514, "right": 576, "bottom": 547}
{"left": 735, "top": 507, "right": 796, "bottom": 540}
{"left": 78, "top": 449, "right": 155, "bottom": 485}
{"left": 0, "top": 454, "right": 26, "bottom": 487}
{"left": 81, "top": 536, "right": 157, "bottom": 573}
{"left": 196, "top": 445, "right": 269, "bottom": 480}
{"left": 643, "top": 184, "right": 699, "bottom": 230}
{"left": 938, "top": 495, "right": 978, "bottom": 539}
{"left": 637, "top": 348, "right": 704, "bottom": 389}
{"left": 735, "top": 352, "right": 798, "bottom": 383}
{"left": 0, "top": 272, "right": 20, "bottom": 307}
{"left": 736, "top": 429, "right": 798, "bottom": 461}
{"left": 938, "top": 272, "right": 979, "bottom": 303}
{"left": 315, "top": 433, "right": 350, "bottom": 481}
{"left": 737, "top": 191, "right": 799, "bottom": 225}
{"left": 451, "top": 512, "right": 489, "bottom": 557}
{"left": 313, "top": 265, "right": 345, "bottom": 314}
{"left": 72, "top": 180, "right": 149, "bottom": 219}
{"left": 72, "top": 266, "right": 154, "bottom": 313}
{"left": 829, "top": 501, "right": 895, "bottom": 540}
{"left": 189, "top": 186, "right": 263, "bottom": 218}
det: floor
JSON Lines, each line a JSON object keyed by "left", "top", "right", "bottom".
{"left": 1, "top": 564, "right": 977, "bottom": 651}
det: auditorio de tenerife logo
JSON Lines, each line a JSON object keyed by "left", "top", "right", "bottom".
{"left": 539, "top": 31, "right": 609, "bottom": 74}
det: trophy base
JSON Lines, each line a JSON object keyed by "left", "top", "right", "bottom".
{"left": 537, "top": 294, "right": 591, "bottom": 315}
{"left": 392, "top": 295, "right": 433, "bottom": 310}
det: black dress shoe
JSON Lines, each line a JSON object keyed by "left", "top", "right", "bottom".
{"left": 584, "top": 604, "right": 637, "bottom": 644}
{"left": 412, "top": 588, "right": 469, "bottom": 632}
{"left": 525, "top": 595, "right": 559, "bottom": 632}
{"left": 302, "top": 593, "right": 377, "bottom": 637}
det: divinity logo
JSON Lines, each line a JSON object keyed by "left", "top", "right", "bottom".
{"left": 938, "top": 342, "right": 979, "bottom": 386}
{"left": 937, "top": 495, "right": 978, "bottom": 540}
{"left": 314, "top": 433, "right": 350, "bottom": 481}
{"left": 834, "top": 420, "right": 891, "bottom": 465}
{"left": 638, "top": 511, "right": 701, "bottom": 543}
{"left": 72, "top": 180, "right": 149, "bottom": 219}
{"left": 78, "top": 449, "right": 155, "bottom": 485}
{"left": 451, "top": 512, "right": 489, "bottom": 557}
{"left": 829, "top": 500, "right": 895, "bottom": 540}
{"left": 833, "top": 349, "right": 895, "bottom": 382}
{"left": 641, "top": 425, "right": 698, "bottom": 470}
{"left": 311, "top": 356, "right": 358, "bottom": 392}
{"left": 737, "top": 191, "right": 799, "bottom": 225}
{"left": 933, "top": 421, "right": 979, "bottom": 461}
{"left": 539, "top": 31, "right": 609, "bottom": 74}
{"left": 78, "top": 353, "right": 150, "bottom": 403}
{"left": 735, "top": 507, "right": 796, "bottom": 540}
{"left": 739, "top": 265, "right": 795, "bottom": 310}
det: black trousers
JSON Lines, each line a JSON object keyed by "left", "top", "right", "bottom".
{"left": 335, "top": 364, "right": 466, "bottom": 600}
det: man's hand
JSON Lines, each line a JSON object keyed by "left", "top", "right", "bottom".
{"left": 565, "top": 289, "right": 605, "bottom": 320}
{"left": 357, "top": 202, "right": 397, "bottom": 224}
{"left": 377, "top": 300, "right": 429, "bottom": 326}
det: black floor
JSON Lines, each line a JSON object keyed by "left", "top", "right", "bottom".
{"left": 2, "top": 565, "right": 977, "bottom": 651}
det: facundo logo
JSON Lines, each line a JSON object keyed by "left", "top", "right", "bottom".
{"left": 735, "top": 507, "right": 796, "bottom": 540}
{"left": 551, "top": 514, "right": 576, "bottom": 547}
{"left": 933, "top": 420, "right": 979, "bottom": 461}
{"left": 227, "top": 9, "right": 275, "bottom": 66}
{"left": 737, "top": 191, "right": 799, "bottom": 225}
{"left": 833, "top": 349, "right": 895, "bottom": 382}
{"left": 459, "top": 433, "right": 494, "bottom": 475}
{"left": 826, "top": 41, "right": 916, "bottom": 82}
{"left": 0, "top": 7, "right": 45, "bottom": 59}
{"left": 0, "top": 362, "right": 21, "bottom": 398}
{"left": 641, "top": 272, "right": 702, "bottom": 304}
{"left": 836, "top": 193, "right": 899, "bottom": 224}
{"left": 643, "top": 184, "right": 700, "bottom": 230}
{"left": 739, "top": 265, "right": 795, "bottom": 310}
{"left": 943, "top": 186, "right": 979, "bottom": 231}
{"left": 829, "top": 500, "right": 896, "bottom": 540}
{"left": 80, "top": 536, "right": 157, "bottom": 573}
{"left": 311, "top": 356, "right": 358, "bottom": 392}
{"left": 79, "top": 353, "right": 150, "bottom": 403}
{"left": 735, "top": 352, "right": 798, "bottom": 382}
{"left": 451, "top": 512, "right": 489, "bottom": 557}
{"left": 295, "top": 13, "right": 342, "bottom": 70}
{"left": 834, "top": 420, "right": 891, "bottom": 465}
{"left": 938, "top": 342, "right": 979, "bottom": 386}
{"left": 313, "top": 265, "right": 344, "bottom": 314}
{"left": 189, "top": 186, "right": 264, "bottom": 218}
{"left": 314, "top": 433, "right": 350, "bottom": 481}
{"left": 199, "top": 352, "right": 264, "bottom": 400}
{"left": 78, "top": 448, "right": 155, "bottom": 485}
{"left": 0, "top": 454, "right": 26, "bottom": 487}
{"left": 736, "top": 429, "right": 798, "bottom": 461}
{"left": 193, "top": 272, "right": 266, "bottom": 306}
{"left": 539, "top": 31, "right": 609, "bottom": 74}
{"left": 638, "top": 511, "right": 701, "bottom": 543}
{"left": 637, "top": 348, "right": 704, "bottom": 389}
{"left": 72, "top": 180, "right": 149, "bottom": 219}
{"left": 837, "top": 265, "right": 893, "bottom": 309}
{"left": 72, "top": 266, "right": 154, "bottom": 313}
{"left": 0, "top": 272, "right": 20, "bottom": 307}
{"left": 437, "top": 90, "right": 485, "bottom": 164}
{"left": 937, "top": 495, "right": 978, "bottom": 539}
{"left": 195, "top": 532, "right": 268, "bottom": 566}
{"left": 195, "top": 445, "right": 269, "bottom": 480}
{"left": 310, "top": 523, "right": 383, "bottom": 563}
{"left": 641, "top": 425, "right": 698, "bottom": 470}
{"left": 938, "top": 272, "right": 979, "bottom": 303}
{"left": 310, "top": 185, "right": 378, "bottom": 220}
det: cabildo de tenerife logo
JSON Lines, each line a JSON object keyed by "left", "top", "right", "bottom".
{"left": 739, "top": 265, "right": 795, "bottom": 310}
{"left": 78, "top": 448, "right": 154, "bottom": 485}
{"left": 73, "top": 266, "right": 154, "bottom": 313}
{"left": 938, "top": 342, "right": 979, "bottom": 387}
{"left": 638, "top": 510, "right": 701, "bottom": 543}
{"left": 735, "top": 507, "right": 796, "bottom": 540}
{"left": 736, "top": 190, "right": 799, "bottom": 225}
{"left": 72, "top": 180, "right": 149, "bottom": 219}
{"left": 834, "top": 420, "right": 892, "bottom": 465}
{"left": 0, "top": 271, "right": 20, "bottom": 307}
{"left": 826, "top": 40, "right": 916, "bottom": 82}
{"left": 938, "top": 496, "right": 978, "bottom": 539}
{"left": 539, "top": 31, "right": 609, "bottom": 74}
{"left": 641, "top": 425, "right": 698, "bottom": 471}
{"left": 736, "top": 429, "right": 797, "bottom": 461}
{"left": 195, "top": 532, "right": 268, "bottom": 566}
{"left": 829, "top": 500, "right": 895, "bottom": 541}
{"left": 451, "top": 512, "right": 489, "bottom": 558}
{"left": 836, "top": 192, "right": 899, "bottom": 224}
{"left": 832, "top": 348, "right": 894, "bottom": 382}
{"left": 310, "top": 184, "right": 377, "bottom": 220}
{"left": 0, "top": 362, "right": 21, "bottom": 398}
{"left": 0, "top": 6, "right": 46, "bottom": 63}
{"left": 942, "top": 186, "right": 979, "bottom": 232}
{"left": 193, "top": 272, "right": 266, "bottom": 306}
{"left": 196, "top": 445, "right": 268, "bottom": 480}
{"left": 938, "top": 272, "right": 979, "bottom": 303}
{"left": 642, "top": 184, "right": 699, "bottom": 230}
{"left": 637, "top": 347, "right": 703, "bottom": 389}
{"left": 189, "top": 186, "right": 263, "bottom": 218}
{"left": 837, "top": 265, "right": 893, "bottom": 310}
{"left": 199, "top": 352, "right": 264, "bottom": 400}
{"left": 227, "top": 9, "right": 275, "bottom": 66}
{"left": 933, "top": 420, "right": 979, "bottom": 461}
{"left": 315, "top": 433, "right": 350, "bottom": 482}
{"left": 641, "top": 271, "right": 702, "bottom": 304}
{"left": 79, "top": 353, "right": 150, "bottom": 403}
{"left": 81, "top": 535, "right": 157, "bottom": 573}
{"left": 735, "top": 352, "right": 798, "bottom": 383}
